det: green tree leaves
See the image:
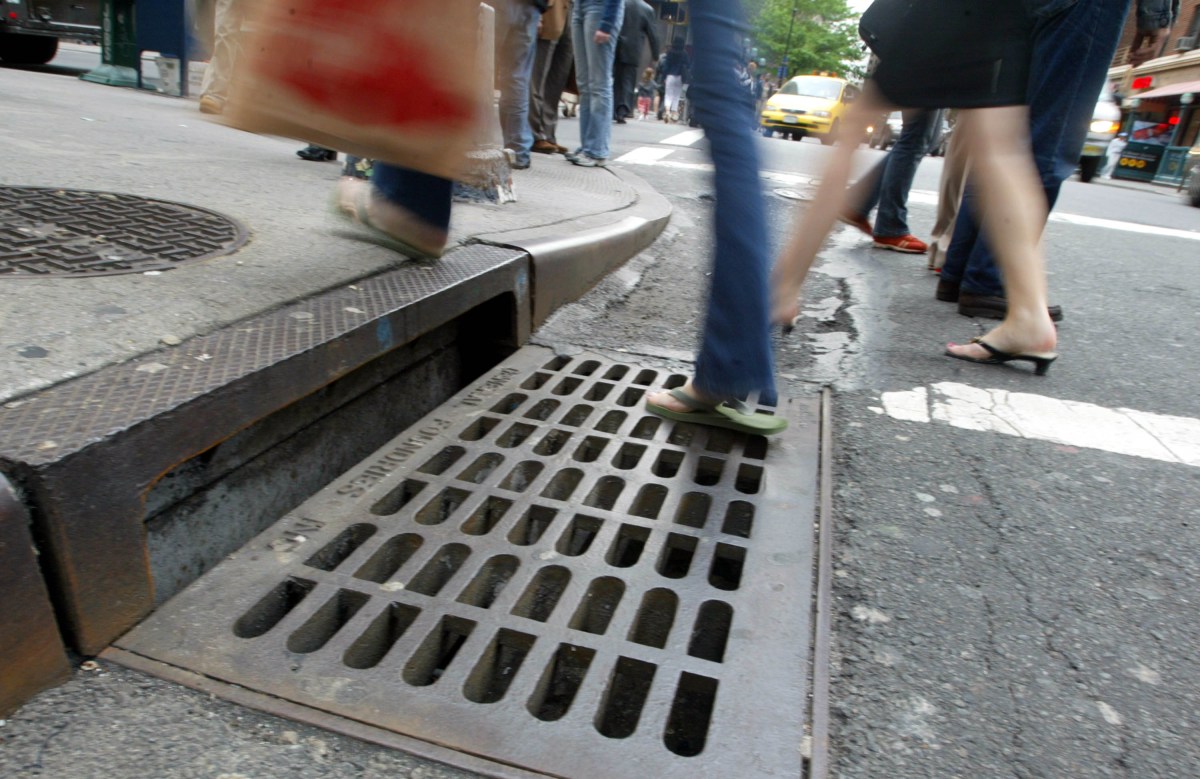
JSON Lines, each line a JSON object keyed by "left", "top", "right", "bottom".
{"left": 749, "top": 0, "right": 864, "bottom": 80}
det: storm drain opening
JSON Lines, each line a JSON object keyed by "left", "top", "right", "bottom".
{"left": 113, "top": 347, "right": 822, "bottom": 779}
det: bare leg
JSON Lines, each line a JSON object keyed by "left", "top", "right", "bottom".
{"left": 770, "top": 88, "right": 889, "bottom": 325}
{"left": 945, "top": 107, "right": 1057, "bottom": 359}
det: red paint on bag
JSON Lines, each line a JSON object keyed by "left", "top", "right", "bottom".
{"left": 258, "top": 0, "right": 474, "bottom": 127}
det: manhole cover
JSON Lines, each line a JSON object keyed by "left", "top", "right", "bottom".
{"left": 0, "top": 186, "right": 248, "bottom": 277}
{"left": 112, "top": 347, "right": 821, "bottom": 778}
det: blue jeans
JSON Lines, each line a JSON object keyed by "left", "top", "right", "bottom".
{"left": 940, "top": 0, "right": 1131, "bottom": 296}
{"left": 371, "top": 164, "right": 453, "bottom": 232}
{"left": 496, "top": 0, "right": 542, "bottom": 166}
{"left": 848, "top": 109, "right": 939, "bottom": 237}
{"left": 688, "top": 0, "right": 776, "bottom": 405}
{"left": 572, "top": 0, "right": 623, "bottom": 160}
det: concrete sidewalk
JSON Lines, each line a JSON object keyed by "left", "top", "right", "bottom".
{"left": 0, "top": 62, "right": 672, "bottom": 779}
{"left": 0, "top": 66, "right": 664, "bottom": 403}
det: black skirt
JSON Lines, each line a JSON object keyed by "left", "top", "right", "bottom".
{"left": 860, "top": 0, "right": 1035, "bottom": 109}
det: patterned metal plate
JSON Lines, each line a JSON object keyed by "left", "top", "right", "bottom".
{"left": 114, "top": 346, "right": 821, "bottom": 778}
{"left": 0, "top": 186, "right": 248, "bottom": 277}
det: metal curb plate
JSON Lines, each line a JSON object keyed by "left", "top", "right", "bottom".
{"left": 114, "top": 346, "right": 821, "bottom": 778}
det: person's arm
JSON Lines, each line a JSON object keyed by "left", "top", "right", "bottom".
{"left": 1129, "top": 0, "right": 1179, "bottom": 66}
{"left": 595, "top": 0, "right": 621, "bottom": 42}
{"left": 644, "top": 7, "right": 661, "bottom": 62}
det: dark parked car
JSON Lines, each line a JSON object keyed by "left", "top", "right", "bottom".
{"left": 0, "top": 0, "right": 100, "bottom": 65}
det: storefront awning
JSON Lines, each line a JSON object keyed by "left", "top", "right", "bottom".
{"left": 1135, "top": 79, "right": 1200, "bottom": 99}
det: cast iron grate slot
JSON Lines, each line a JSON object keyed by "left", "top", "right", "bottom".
{"left": 674, "top": 492, "right": 711, "bottom": 529}
{"left": 507, "top": 505, "right": 558, "bottom": 546}
{"left": 663, "top": 673, "right": 719, "bottom": 756}
{"left": 458, "top": 453, "right": 505, "bottom": 484}
{"left": 656, "top": 534, "right": 698, "bottom": 579}
{"left": 511, "top": 565, "right": 571, "bottom": 622}
{"left": 305, "top": 523, "right": 378, "bottom": 572}
{"left": 403, "top": 615, "right": 476, "bottom": 687}
{"left": 354, "top": 533, "right": 424, "bottom": 583}
{"left": 417, "top": 446, "right": 467, "bottom": 475}
{"left": 463, "top": 628, "right": 537, "bottom": 704}
{"left": 415, "top": 487, "right": 472, "bottom": 526}
{"left": 113, "top": 348, "right": 819, "bottom": 779}
{"left": 495, "top": 422, "right": 536, "bottom": 448}
{"left": 687, "top": 601, "right": 733, "bottom": 663}
{"left": 456, "top": 555, "right": 520, "bottom": 609}
{"left": 722, "top": 501, "right": 755, "bottom": 538}
{"left": 233, "top": 577, "right": 315, "bottom": 639}
{"left": 629, "top": 483, "right": 668, "bottom": 519}
{"left": 343, "top": 602, "right": 421, "bottom": 669}
{"left": 498, "top": 461, "right": 545, "bottom": 493}
{"left": 607, "top": 524, "right": 650, "bottom": 568}
{"left": 569, "top": 576, "right": 624, "bottom": 635}
{"left": 370, "top": 478, "right": 427, "bottom": 516}
{"left": 287, "top": 589, "right": 370, "bottom": 654}
{"left": 460, "top": 496, "right": 513, "bottom": 536}
{"left": 595, "top": 656, "right": 657, "bottom": 739}
{"left": 528, "top": 643, "right": 596, "bottom": 721}
{"left": 628, "top": 588, "right": 678, "bottom": 649}
{"left": 556, "top": 515, "right": 603, "bottom": 557}
{"left": 708, "top": 544, "right": 746, "bottom": 591}
{"left": 408, "top": 544, "right": 472, "bottom": 596}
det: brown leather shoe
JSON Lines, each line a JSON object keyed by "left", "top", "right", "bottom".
{"left": 935, "top": 278, "right": 960, "bottom": 302}
{"left": 198, "top": 94, "right": 224, "bottom": 115}
{"left": 958, "top": 292, "right": 1063, "bottom": 323}
{"left": 532, "top": 139, "right": 558, "bottom": 154}
{"left": 553, "top": 143, "right": 569, "bottom": 154}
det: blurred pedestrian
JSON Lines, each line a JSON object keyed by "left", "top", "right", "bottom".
{"left": 636, "top": 66, "right": 657, "bottom": 119}
{"left": 196, "top": 0, "right": 246, "bottom": 114}
{"left": 659, "top": 35, "right": 690, "bottom": 123}
{"left": 1102, "top": 132, "right": 1129, "bottom": 179}
{"left": 496, "top": 0, "right": 547, "bottom": 170}
{"left": 840, "top": 108, "right": 944, "bottom": 254}
{"left": 334, "top": 163, "right": 451, "bottom": 260}
{"left": 612, "top": 0, "right": 659, "bottom": 123}
{"left": 937, "top": 0, "right": 1176, "bottom": 323}
{"left": 644, "top": 0, "right": 787, "bottom": 436}
{"left": 774, "top": 2, "right": 1061, "bottom": 374}
{"left": 530, "top": 0, "right": 574, "bottom": 154}
{"left": 567, "top": 0, "right": 623, "bottom": 166}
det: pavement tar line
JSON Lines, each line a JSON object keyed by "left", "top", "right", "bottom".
{"left": 876, "top": 382, "right": 1200, "bottom": 467}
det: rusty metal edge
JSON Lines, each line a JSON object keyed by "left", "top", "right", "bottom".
{"left": 101, "top": 646, "right": 562, "bottom": 779}
{"left": 807, "top": 388, "right": 834, "bottom": 779}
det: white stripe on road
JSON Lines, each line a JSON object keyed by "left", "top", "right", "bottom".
{"left": 906, "top": 190, "right": 1200, "bottom": 241}
{"left": 662, "top": 130, "right": 706, "bottom": 146}
{"left": 614, "top": 146, "right": 676, "bottom": 165}
{"left": 615, "top": 149, "right": 1200, "bottom": 242}
{"left": 877, "top": 382, "right": 1200, "bottom": 467}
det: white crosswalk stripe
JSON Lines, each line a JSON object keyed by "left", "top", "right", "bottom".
{"left": 615, "top": 146, "right": 1200, "bottom": 242}
{"left": 878, "top": 383, "right": 1200, "bottom": 467}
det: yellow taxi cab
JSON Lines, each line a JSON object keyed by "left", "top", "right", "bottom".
{"left": 761, "top": 72, "right": 859, "bottom": 145}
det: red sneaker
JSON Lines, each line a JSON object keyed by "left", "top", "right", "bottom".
{"left": 873, "top": 234, "right": 928, "bottom": 254}
{"left": 839, "top": 212, "right": 873, "bottom": 236}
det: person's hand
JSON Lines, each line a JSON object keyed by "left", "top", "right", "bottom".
{"left": 1129, "top": 29, "right": 1167, "bottom": 67}
{"left": 594, "top": 30, "right": 611, "bottom": 45}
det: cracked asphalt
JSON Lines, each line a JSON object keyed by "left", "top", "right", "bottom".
{"left": 536, "top": 151, "right": 1200, "bottom": 776}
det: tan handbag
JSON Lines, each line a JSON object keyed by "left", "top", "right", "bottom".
{"left": 540, "top": 0, "right": 570, "bottom": 42}
{"left": 224, "top": 0, "right": 481, "bottom": 179}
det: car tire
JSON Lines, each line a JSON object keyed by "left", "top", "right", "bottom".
{"left": 820, "top": 120, "right": 839, "bottom": 146}
{"left": 1078, "top": 155, "right": 1101, "bottom": 183}
{"left": 1187, "top": 168, "right": 1200, "bottom": 207}
{"left": 0, "top": 33, "right": 59, "bottom": 65}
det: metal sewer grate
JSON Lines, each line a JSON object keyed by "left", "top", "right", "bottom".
{"left": 0, "top": 186, "right": 248, "bottom": 277}
{"left": 113, "top": 346, "right": 821, "bottom": 778}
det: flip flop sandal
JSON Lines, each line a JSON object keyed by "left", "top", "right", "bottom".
{"left": 330, "top": 180, "right": 445, "bottom": 260}
{"left": 645, "top": 388, "right": 788, "bottom": 436}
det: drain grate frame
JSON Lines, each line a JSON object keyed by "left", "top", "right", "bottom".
{"left": 0, "top": 186, "right": 248, "bottom": 277}
{"left": 111, "top": 346, "right": 821, "bottom": 778}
